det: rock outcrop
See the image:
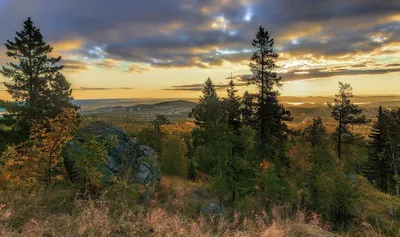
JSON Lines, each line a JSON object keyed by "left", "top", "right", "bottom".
{"left": 63, "top": 121, "right": 160, "bottom": 186}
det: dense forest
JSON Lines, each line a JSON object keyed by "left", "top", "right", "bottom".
{"left": 0, "top": 18, "right": 399, "bottom": 237}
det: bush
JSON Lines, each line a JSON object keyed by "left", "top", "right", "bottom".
{"left": 160, "top": 136, "right": 188, "bottom": 178}
{"left": 65, "top": 133, "right": 114, "bottom": 197}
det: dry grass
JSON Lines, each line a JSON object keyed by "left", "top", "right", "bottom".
{"left": 0, "top": 177, "right": 395, "bottom": 237}
{"left": 0, "top": 202, "right": 335, "bottom": 237}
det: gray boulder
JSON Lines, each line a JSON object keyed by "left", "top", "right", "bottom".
{"left": 201, "top": 202, "right": 224, "bottom": 215}
{"left": 63, "top": 121, "right": 160, "bottom": 186}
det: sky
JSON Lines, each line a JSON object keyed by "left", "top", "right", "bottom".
{"left": 0, "top": 0, "right": 399, "bottom": 99}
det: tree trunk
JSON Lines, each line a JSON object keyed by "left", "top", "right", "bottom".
{"left": 260, "top": 48, "right": 265, "bottom": 158}
{"left": 48, "top": 156, "right": 52, "bottom": 185}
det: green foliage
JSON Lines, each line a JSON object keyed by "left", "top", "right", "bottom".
{"left": 328, "top": 82, "right": 368, "bottom": 160}
{"left": 136, "top": 115, "right": 174, "bottom": 153}
{"left": 190, "top": 78, "right": 224, "bottom": 127}
{"left": 366, "top": 214, "right": 383, "bottom": 227}
{"left": 100, "top": 180, "right": 140, "bottom": 212}
{"left": 241, "top": 91, "right": 256, "bottom": 126}
{"left": 193, "top": 123, "right": 256, "bottom": 203}
{"left": 289, "top": 118, "right": 359, "bottom": 228}
{"left": 257, "top": 165, "right": 297, "bottom": 209}
{"left": 365, "top": 106, "right": 400, "bottom": 195}
{"left": 65, "top": 133, "right": 114, "bottom": 197}
{"left": 302, "top": 117, "right": 326, "bottom": 147}
{"left": 222, "top": 79, "right": 241, "bottom": 131}
{"left": 310, "top": 161, "right": 358, "bottom": 228}
{"left": 364, "top": 106, "right": 392, "bottom": 192}
{"left": 184, "top": 135, "right": 197, "bottom": 181}
{"left": 153, "top": 114, "right": 170, "bottom": 132}
{"left": 137, "top": 126, "right": 162, "bottom": 152}
{"left": 161, "top": 136, "right": 188, "bottom": 178}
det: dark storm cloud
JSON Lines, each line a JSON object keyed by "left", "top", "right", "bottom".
{"left": 0, "top": 0, "right": 399, "bottom": 73}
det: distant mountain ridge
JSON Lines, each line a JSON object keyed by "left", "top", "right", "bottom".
{"left": 80, "top": 100, "right": 197, "bottom": 116}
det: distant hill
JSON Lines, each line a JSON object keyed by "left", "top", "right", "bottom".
{"left": 152, "top": 100, "right": 197, "bottom": 108}
{"left": 125, "top": 100, "right": 196, "bottom": 112}
{"left": 80, "top": 100, "right": 197, "bottom": 116}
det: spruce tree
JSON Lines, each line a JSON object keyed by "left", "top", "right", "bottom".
{"left": 382, "top": 109, "right": 400, "bottom": 195}
{"left": 328, "top": 82, "right": 368, "bottom": 159}
{"left": 192, "top": 123, "right": 255, "bottom": 203}
{"left": 364, "top": 106, "right": 391, "bottom": 193}
{"left": 242, "top": 91, "right": 255, "bottom": 126}
{"left": 302, "top": 117, "right": 327, "bottom": 147}
{"left": 0, "top": 17, "right": 78, "bottom": 145}
{"left": 248, "top": 26, "right": 292, "bottom": 161}
{"left": 223, "top": 78, "right": 241, "bottom": 131}
{"left": 190, "top": 78, "right": 223, "bottom": 127}
{"left": 191, "top": 78, "right": 256, "bottom": 203}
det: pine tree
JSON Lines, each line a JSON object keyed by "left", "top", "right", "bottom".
{"left": 248, "top": 26, "right": 292, "bottom": 161}
{"left": 223, "top": 78, "right": 241, "bottom": 131}
{"left": 302, "top": 117, "right": 327, "bottom": 147}
{"left": 190, "top": 78, "right": 223, "bottom": 127}
{"left": 0, "top": 17, "right": 78, "bottom": 146}
{"left": 153, "top": 115, "right": 170, "bottom": 132}
{"left": 242, "top": 91, "right": 255, "bottom": 126}
{"left": 382, "top": 109, "right": 400, "bottom": 195}
{"left": 328, "top": 82, "right": 368, "bottom": 159}
{"left": 364, "top": 106, "right": 391, "bottom": 193}
{"left": 191, "top": 78, "right": 256, "bottom": 202}
{"left": 192, "top": 123, "right": 255, "bottom": 203}
{"left": 46, "top": 73, "right": 78, "bottom": 118}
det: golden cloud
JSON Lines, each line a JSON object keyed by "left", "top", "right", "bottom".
{"left": 51, "top": 39, "right": 85, "bottom": 52}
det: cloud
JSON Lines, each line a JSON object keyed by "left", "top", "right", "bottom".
{"left": 233, "top": 65, "right": 400, "bottom": 82}
{"left": 283, "top": 68, "right": 400, "bottom": 81}
{"left": 123, "top": 65, "right": 151, "bottom": 73}
{"left": 62, "top": 59, "right": 91, "bottom": 72}
{"left": 94, "top": 59, "right": 117, "bottom": 69}
{"left": 163, "top": 81, "right": 248, "bottom": 91}
{"left": 74, "top": 87, "right": 134, "bottom": 91}
{"left": 52, "top": 39, "right": 85, "bottom": 52}
{"left": 0, "top": 0, "right": 398, "bottom": 75}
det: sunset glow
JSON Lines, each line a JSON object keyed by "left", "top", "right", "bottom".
{"left": 0, "top": 0, "right": 398, "bottom": 99}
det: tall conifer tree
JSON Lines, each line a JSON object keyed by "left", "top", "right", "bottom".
{"left": 364, "top": 106, "right": 391, "bottom": 193}
{"left": 328, "top": 82, "right": 368, "bottom": 159}
{"left": 248, "top": 26, "right": 292, "bottom": 161}
{"left": 0, "top": 17, "right": 78, "bottom": 146}
{"left": 223, "top": 78, "right": 241, "bottom": 131}
{"left": 190, "top": 78, "right": 223, "bottom": 127}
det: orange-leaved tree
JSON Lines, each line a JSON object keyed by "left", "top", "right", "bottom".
{"left": 0, "top": 109, "right": 78, "bottom": 190}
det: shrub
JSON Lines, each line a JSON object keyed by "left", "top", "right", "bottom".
{"left": 160, "top": 136, "right": 188, "bottom": 178}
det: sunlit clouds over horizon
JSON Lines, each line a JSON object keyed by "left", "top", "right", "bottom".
{"left": 0, "top": 0, "right": 399, "bottom": 99}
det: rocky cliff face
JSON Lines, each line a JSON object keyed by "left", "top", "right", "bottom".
{"left": 63, "top": 121, "right": 160, "bottom": 186}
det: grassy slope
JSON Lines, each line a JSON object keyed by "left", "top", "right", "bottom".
{"left": 0, "top": 177, "right": 338, "bottom": 237}
{"left": 355, "top": 176, "right": 400, "bottom": 236}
